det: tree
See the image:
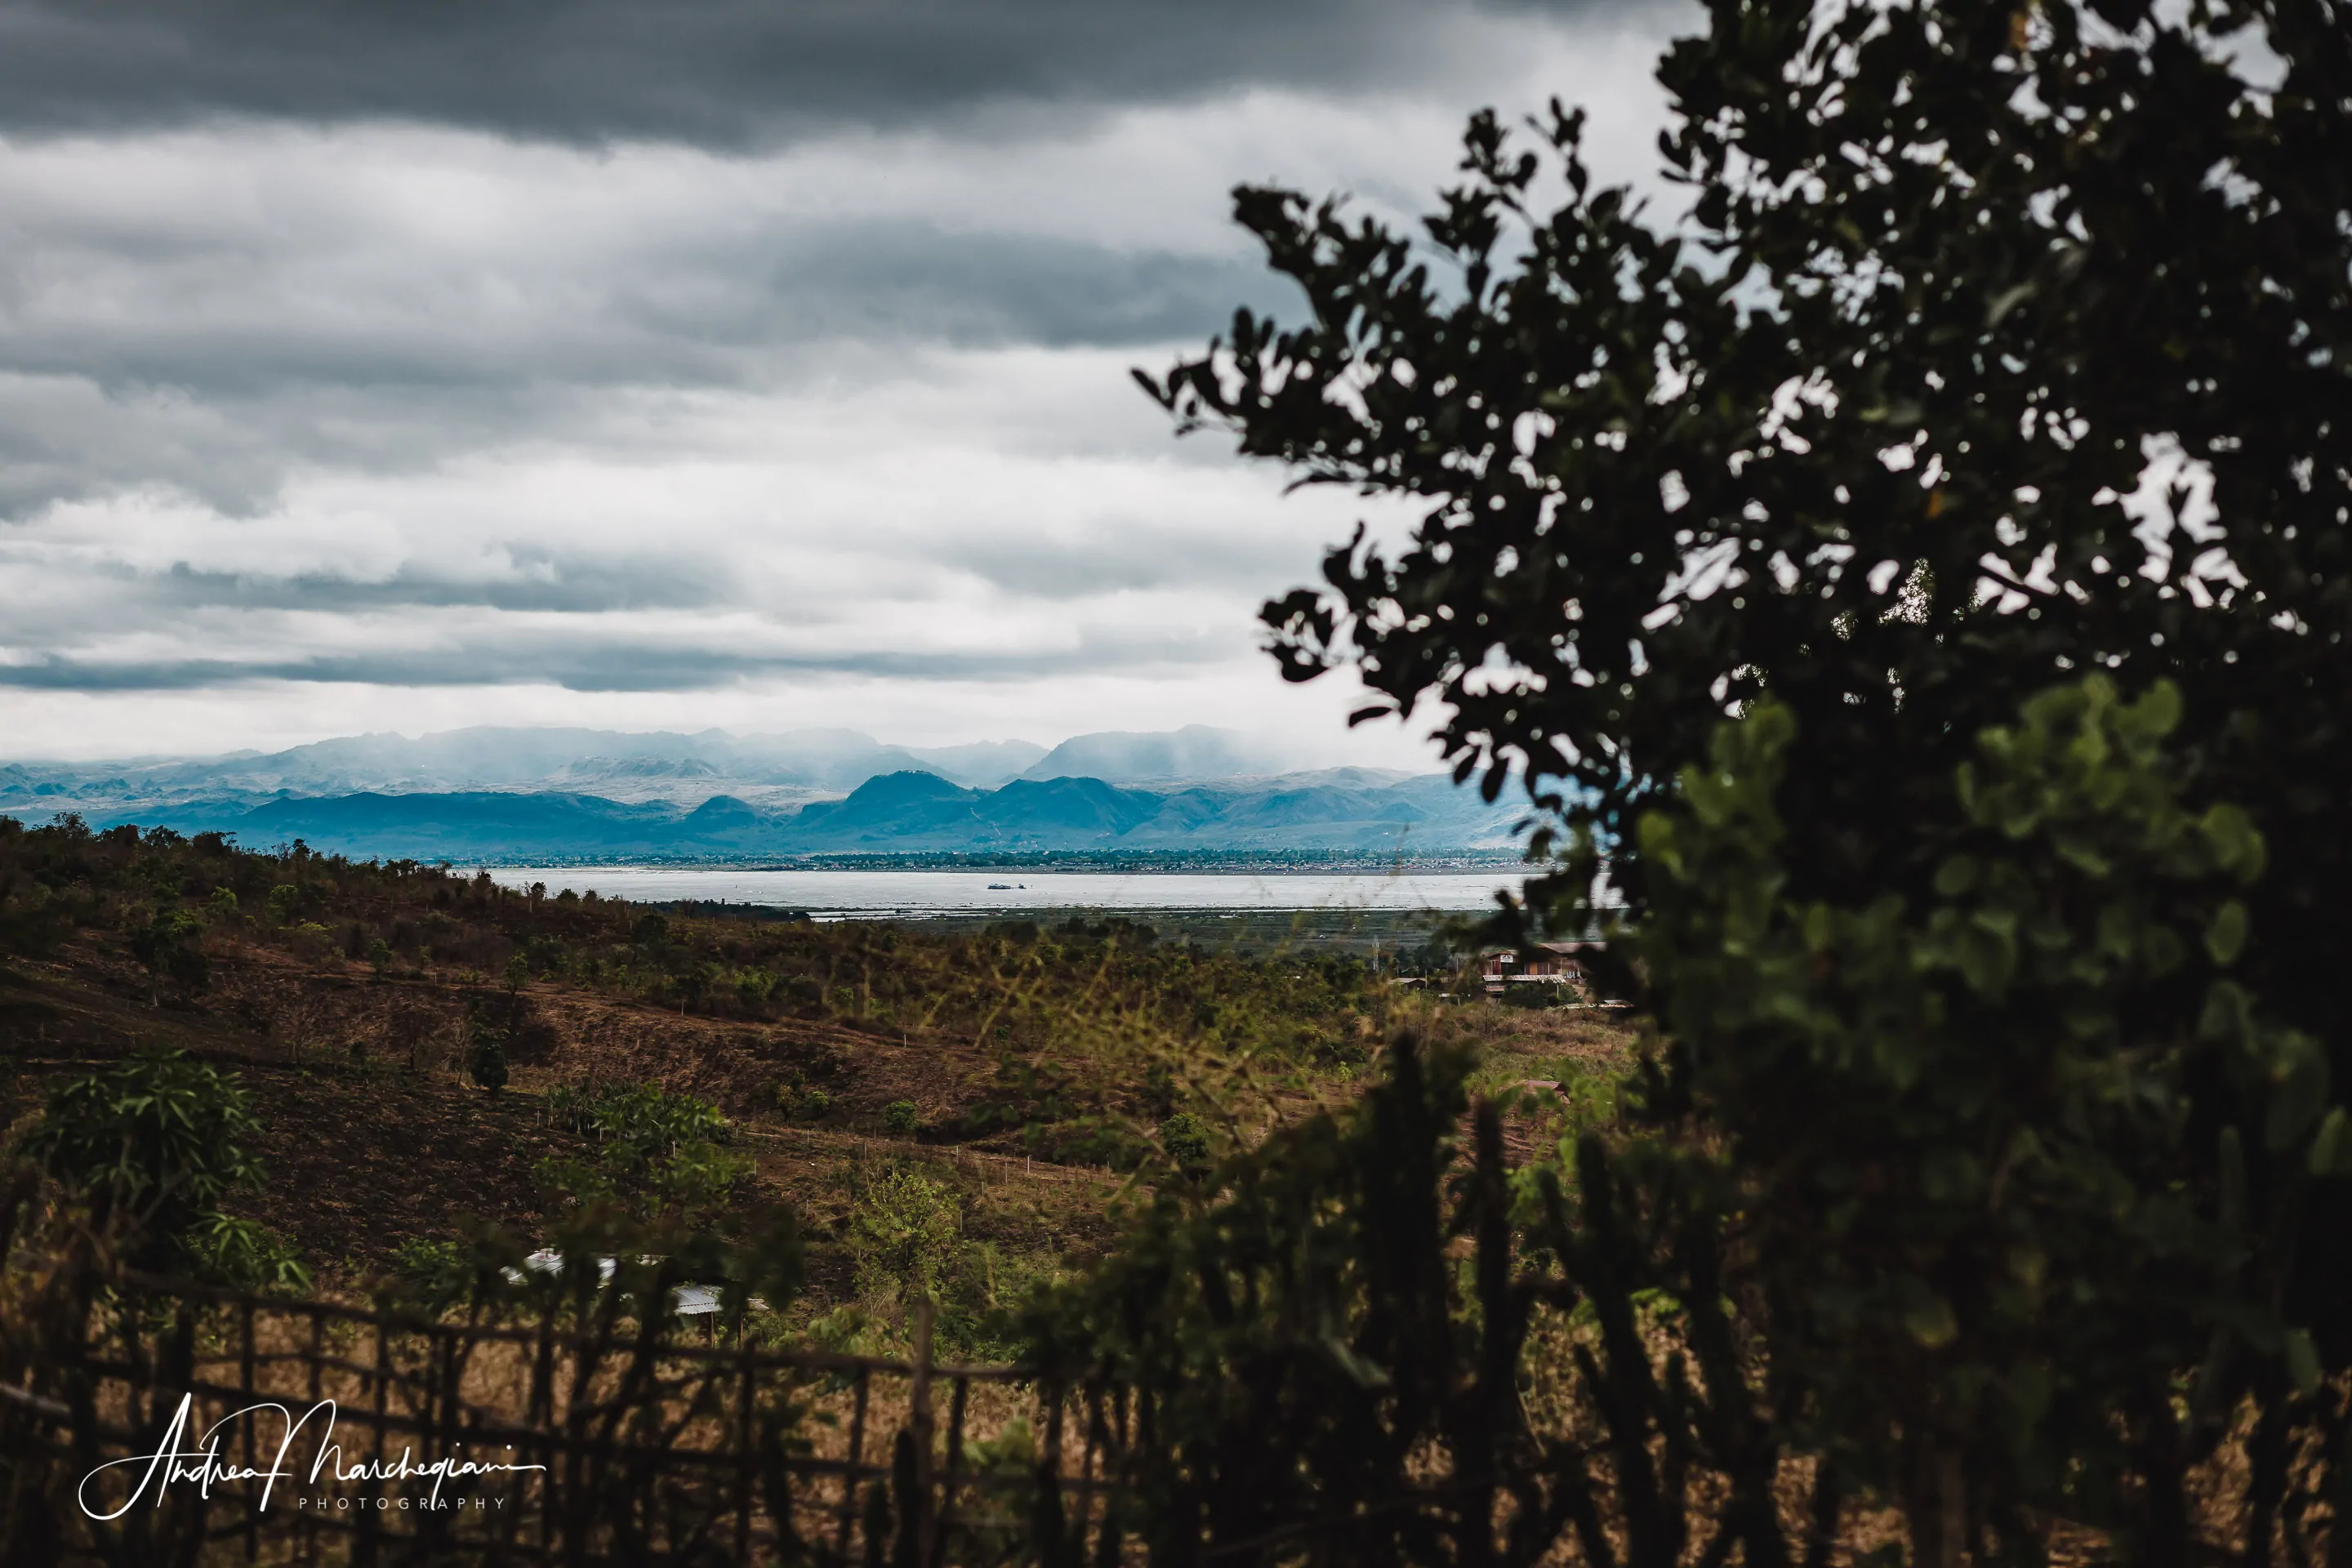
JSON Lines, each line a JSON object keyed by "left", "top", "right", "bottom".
{"left": 536, "top": 1080, "right": 751, "bottom": 1227}
{"left": 849, "top": 1165, "right": 960, "bottom": 1306}
{"left": 466, "top": 994, "right": 510, "bottom": 1093}
{"left": 1140, "top": 0, "right": 2351, "bottom": 1555}
{"left": 1623, "top": 677, "right": 2322, "bottom": 1555}
{"left": 127, "top": 906, "right": 207, "bottom": 1001}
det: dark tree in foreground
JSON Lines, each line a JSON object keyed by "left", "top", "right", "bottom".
{"left": 1150, "top": 0, "right": 2349, "bottom": 996}
{"left": 1125, "top": 0, "right": 2352, "bottom": 1558}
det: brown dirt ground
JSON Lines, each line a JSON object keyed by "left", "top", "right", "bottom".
{"left": 0, "top": 936, "right": 1129, "bottom": 1285}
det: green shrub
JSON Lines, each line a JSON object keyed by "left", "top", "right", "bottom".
{"left": 1156, "top": 1111, "right": 1211, "bottom": 1177}
{"left": 466, "top": 1002, "right": 510, "bottom": 1093}
{"left": 735, "top": 968, "right": 775, "bottom": 1011}
{"left": 129, "top": 906, "right": 209, "bottom": 997}
{"left": 538, "top": 1079, "right": 751, "bottom": 1224}
{"left": 1130, "top": 0, "right": 2352, "bottom": 1549}
{"left": 880, "top": 1100, "right": 920, "bottom": 1137}
{"left": 376, "top": 1235, "right": 477, "bottom": 1321}
{"left": 185, "top": 1212, "right": 312, "bottom": 1294}
{"left": 849, "top": 1165, "right": 959, "bottom": 1304}
{"left": 283, "top": 920, "right": 333, "bottom": 960}
{"left": 774, "top": 1081, "right": 834, "bottom": 1121}
{"left": 18, "top": 1048, "right": 296, "bottom": 1285}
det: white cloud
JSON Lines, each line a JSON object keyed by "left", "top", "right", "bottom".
{"left": 0, "top": 5, "right": 1687, "bottom": 761}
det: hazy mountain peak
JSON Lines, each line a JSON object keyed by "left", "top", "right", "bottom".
{"left": 1022, "top": 726, "right": 1304, "bottom": 785}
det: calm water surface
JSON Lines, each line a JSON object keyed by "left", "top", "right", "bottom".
{"left": 491, "top": 867, "right": 1522, "bottom": 919}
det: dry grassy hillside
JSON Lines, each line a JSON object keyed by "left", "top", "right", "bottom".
{"left": 0, "top": 817, "right": 1629, "bottom": 1348}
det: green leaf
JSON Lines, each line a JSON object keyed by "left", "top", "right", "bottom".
{"left": 2201, "top": 804, "right": 2268, "bottom": 882}
{"left": 2267, "top": 1039, "right": 2332, "bottom": 1152}
{"left": 2201, "top": 981, "right": 2255, "bottom": 1044}
{"left": 1902, "top": 1292, "right": 1958, "bottom": 1350}
{"left": 2287, "top": 1329, "right": 2323, "bottom": 1397}
{"left": 2308, "top": 1107, "right": 2352, "bottom": 1177}
{"left": 2205, "top": 901, "right": 2248, "bottom": 967}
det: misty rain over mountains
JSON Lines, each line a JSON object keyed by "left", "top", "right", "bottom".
{"left": 0, "top": 725, "right": 1527, "bottom": 861}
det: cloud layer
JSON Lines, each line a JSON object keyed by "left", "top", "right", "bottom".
{"left": 0, "top": 0, "right": 1624, "bottom": 146}
{"left": 0, "top": 1, "right": 1687, "bottom": 761}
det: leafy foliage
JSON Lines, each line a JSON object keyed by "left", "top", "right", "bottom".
{"left": 537, "top": 1079, "right": 751, "bottom": 1226}
{"left": 1155, "top": 1111, "right": 1210, "bottom": 1178}
{"left": 1120, "top": 0, "right": 2352, "bottom": 1556}
{"left": 465, "top": 996, "right": 510, "bottom": 1092}
{"left": 127, "top": 906, "right": 209, "bottom": 999}
{"left": 1023, "top": 1034, "right": 1733, "bottom": 1567}
{"left": 1624, "top": 678, "right": 2325, "bottom": 1550}
{"left": 848, "top": 1164, "right": 961, "bottom": 1306}
{"left": 16, "top": 1049, "right": 306, "bottom": 1291}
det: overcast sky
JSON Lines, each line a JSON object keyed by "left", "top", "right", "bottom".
{"left": 0, "top": 0, "right": 1688, "bottom": 764}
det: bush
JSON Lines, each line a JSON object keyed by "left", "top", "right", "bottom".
{"left": 538, "top": 1080, "right": 751, "bottom": 1225}
{"left": 129, "top": 906, "right": 209, "bottom": 998}
{"left": 386, "top": 1236, "right": 469, "bottom": 1308}
{"left": 849, "top": 1165, "right": 959, "bottom": 1305}
{"left": 880, "top": 1100, "right": 920, "bottom": 1137}
{"left": 17, "top": 1049, "right": 297, "bottom": 1285}
{"left": 1156, "top": 1111, "right": 1210, "bottom": 1178}
{"left": 774, "top": 1081, "right": 834, "bottom": 1122}
{"left": 185, "top": 1212, "right": 312, "bottom": 1294}
{"left": 466, "top": 1003, "right": 510, "bottom": 1093}
{"left": 1125, "top": 0, "right": 2352, "bottom": 1550}
{"left": 283, "top": 920, "right": 333, "bottom": 960}
{"left": 734, "top": 968, "right": 775, "bottom": 1012}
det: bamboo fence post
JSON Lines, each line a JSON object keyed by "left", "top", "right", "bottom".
{"left": 359, "top": 1312, "right": 389, "bottom": 1567}
{"left": 934, "top": 1374, "right": 969, "bottom": 1568}
{"left": 240, "top": 1299, "right": 257, "bottom": 1563}
{"left": 836, "top": 1365, "right": 871, "bottom": 1561}
{"left": 735, "top": 1329, "right": 758, "bottom": 1563}
{"left": 911, "top": 1298, "right": 937, "bottom": 1558}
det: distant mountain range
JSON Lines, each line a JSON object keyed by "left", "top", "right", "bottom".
{"left": 0, "top": 725, "right": 1529, "bottom": 861}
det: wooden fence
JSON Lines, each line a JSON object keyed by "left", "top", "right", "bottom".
{"left": 0, "top": 1271, "right": 1124, "bottom": 1567}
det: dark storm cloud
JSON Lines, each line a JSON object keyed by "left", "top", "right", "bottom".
{"left": 0, "top": 216, "right": 1293, "bottom": 519}
{"left": 0, "top": 0, "right": 1618, "bottom": 147}
{"left": 0, "top": 624, "right": 1228, "bottom": 693}
{"left": 0, "top": 0, "right": 1688, "bottom": 750}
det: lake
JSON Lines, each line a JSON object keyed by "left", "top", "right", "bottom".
{"left": 489, "top": 866, "right": 1526, "bottom": 920}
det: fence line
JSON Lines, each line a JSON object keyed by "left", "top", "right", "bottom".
{"left": 1, "top": 1270, "right": 1123, "bottom": 1567}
